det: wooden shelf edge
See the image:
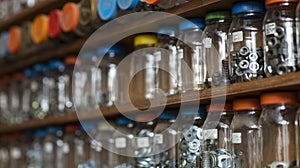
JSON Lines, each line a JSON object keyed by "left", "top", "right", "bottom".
{"left": 0, "top": 72, "right": 299, "bottom": 133}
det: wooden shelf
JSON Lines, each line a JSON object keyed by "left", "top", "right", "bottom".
{"left": 0, "top": 0, "right": 79, "bottom": 32}
{"left": 0, "top": 72, "right": 299, "bottom": 133}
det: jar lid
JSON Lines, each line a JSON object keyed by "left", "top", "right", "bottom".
{"left": 181, "top": 107, "right": 206, "bottom": 115}
{"left": 135, "top": 114, "right": 157, "bottom": 122}
{"left": 134, "top": 34, "right": 157, "bottom": 47}
{"left": 115, "top": 117, "right": 134, "bottom": 125}
{"left": 232, "top": 1, "right": 265, "bottom": 15}
{"left": 65, "top": 56, "right": 78, "bottom": 65}
{"left": 47, "top": 126, "right": 63, "bottom": 133}
{"left": 49, "top": 10, "right": 62, "bottom": 38}
{"left": 158, "top": 111, "right": 177, "bottom": 119}
{"left": 206, "top": 103, "right": 232, "bottom": 112}
{"left": 233, "top": 98, "right": 261, "bottom": 111}
{"left": 266, "top": 0, "right": 299, "bottom": 5}
{"left": 33, "top": 64, "right": 47, "bottom": 72}
{"left": 117, "top": 0, "right": 139, "bottom": 10}
{"left": 31, "top": 15, "right": 49, "bottom": 44}
{"left": 48, "top": 60, "right": 65, "bottom": 70}
{"left": 13, "top": 73, "right": 24, "bottom": 80}
{"left": 65, "top": 124, "right": 80, "bottom": 132}
{"left": 98, "top": 0, "right": 118, "bottom": 21}
{"left": 261, "top": 92, "right": 298, "bottom": 105}
{"left": 144, "top": 0, "right": 161, "bottom": 5}
{"left": 79, "top": 0, "right": 96, "bottom": 26}
{"left": 97, "top": 45, "right": 125, "bottom": 55}
{"left": 205, "top": 11, "right": 231, "bottom": 21}
{"left": 179, "top": 18, "right": 205, "bottom": 30}
{"left": 24, "top": 68, "right": 34, "bottom": 77}
{"left": 80, "top": 122, "right": 97, "bottom": 131}
{"left": 61, "top": 2, "right": 79, "bottom": 32}
{"left": 8, "top": 26, "right": 21, "bottom": 53}
{"left": 35, "top": 129, "right": 47, "bottom": 137}
{"left": 157, "top": 26, "right": 177, "bottom": 36}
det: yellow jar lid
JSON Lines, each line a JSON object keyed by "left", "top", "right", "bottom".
{"left": 134, "top": 34, "right": 157, "bottom": 47}
{"left": 31, "top": 15, "right": 49, "bottom": 44}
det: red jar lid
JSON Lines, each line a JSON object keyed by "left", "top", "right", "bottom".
{"left": 49, "top": 10, "right": 62, "bottom": 38}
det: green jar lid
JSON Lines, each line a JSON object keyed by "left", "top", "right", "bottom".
{"left": 205, "top": 11, "right": 231, "bottom": 21}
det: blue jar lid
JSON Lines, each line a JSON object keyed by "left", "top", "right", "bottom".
{"left": 158, "top": 111, "right": 178, "bottom": 119}
{"left": 117, "top": 0, "right": 139, "bottom": 10}
{"left": 179, "top": 18, "right": 205, "bottom": 30}
{"left": 24, "top": 68, "right": 34, "bottom": 77}
{"left": 48, "top": 60, "right": 65, "bottom": 70}
{"left": 47, "top": 126, "right": 63, "bottom": 134}
{"left": 97, "top": 45, "right": 125, "bottom": 55}
{"left": 35, "top": 129, "right": 47, "bottom": 137}
{"left": 181, "top": 107, "right": 206, "bottom": 116}
{"left": 34, "top": 64, "right": 47, "bottom": 72}
{"left": 115, "top": 117, "right": 134, "bottom": 125}
{"left": 81, "top": 51, "right": 96, "bottom": 59}
{"left": 98, "top": 0, "right": 118, "bottom": 21}
{"left": 157, "top": 26, "right": 177, "bottom": 36}
{"left": 80, "top": 122, "right": 97, "bottom": 131}
{"left": 232, "top": 1, "right": 265, "bottom": 15}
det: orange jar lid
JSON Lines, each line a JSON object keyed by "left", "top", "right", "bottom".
{"left": 261, "top": 92, "right": 298, "bottom": 105}
{"left": 13, "top": 73, "right": 24, "bottom": 80}
{"left": 65, "top": 124, "right": 80, "bottom": 132}
{"left": 49, "top": 10, "right": 62, "bottom": 38}
{"left": 145, "top": 0, "right": 162, "bottom": 4}
{"left": 266, "top": 0, "right": 298, "bottom": 5}
{"left": 233, "top": 98, "right": 261, "bottom": 111}
{"left": 31, "top": 15, "right": 49, "bottom": 44}
{"left": 65, "top": 56, "right": 77, "bottom": 65}
{"left": 8, "top": 26, "right": 21, "bottom": 53}
{"left": 206, "top": 103, "right": 232, "bottom": 112}
{"left": 61, "top": 2, "right": 79, "bottom": 32}
{"left": 135, "top": 114, "right": 157, "bottom": 122}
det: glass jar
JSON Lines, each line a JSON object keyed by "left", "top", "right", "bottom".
{"left": 21, "top": 21, "right": 33, "bottom": 51}
{"left": 153, "top": 111, "right": 178, "bottom": 167}
{"left": 62, "top": 124, "right": 82, "bottom": 168}
{"left": 133, "top": 114, "right": 157, "bottom": 168}
{"left": 264, "top": 0, "right": 298, "bottom": 77}
{"left": 79, "top": 0, "right": 101, "bottom": 29}
{"left": 0, "top": 77, "right": 10, "bottom": 125}
{"left": 202, "top": 103, "right": 233, "bottom": 168}
{"left": 113, "top": 117, "right": 136, "bottom": 167}
{"left": 21, "top": 69, "right": 33, "bottom": 122}
{"left": 63, "top": 56, "right": 77, "bottom": 113}
{"left": 61, "top": 2, "right": 92, "bottom": 37}
{"left": 97, "top": 0, "right": 119, "bottom": 21}
{"left": 202, "top": 11, "right": 232, "bottom": 88}
{"left": 176, "top": 18, "right": 206, "bottom": 92}
{"left": 178, "top": 107, "right": 206, "bottom": 167}
{"left": 43, "top": 126, "right": 64, "bottom": 168}
{"left": 129, "top": 34, "right": 158, "bottom": 106}
{"left": 30, "top": 129, "right": 47, "bottom": 168}
{"left": 0, "top": 134, "right": 10, "bottom": 167}
{"left": 231, "top": 98, "right": 261, "bottom": 168}
{"left": 8, "top": 133, "right": 23, "bottom": 168}
{"left": 8, "top": 73, "right": 23, "bottom": 124}
{"left": 7, "top": 26, "right": 21, "bottom": 54}
{"left": 79, "top": 123, "right": 98, "bottom": 166}
{"left": 156, "top": 26, "right": 179, "bottom": 96}
{"left": 228, "top": 1, "right": 265, "bottom": 83}
{"left": 260, "top": 92, "right": 299, "bottom": 167}
{"left": 98, "top": 45, "right": 125, "bottom": 107}
{"left": 31, "top": 14, "right": 49, "bottom": 44}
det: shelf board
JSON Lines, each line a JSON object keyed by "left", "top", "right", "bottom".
{"left": 0, "top": 0, "right": 80, "bottom": 32}
{"left": 0, "top": 72, "right": 299, "bottom": 133}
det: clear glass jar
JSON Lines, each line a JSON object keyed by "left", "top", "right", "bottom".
{"left": 21, "top": 21, "right": 33, "bottom": 51}
{"left": 21, "top": 69, "right": 34, "bottom": 122}
{"left": 130, "top": 34, "right": 158, "bottom": 106}
{"left": 0, "top": 77, "right": 10, "bottom": 125}
{"left": 202, "top": 11, "right": 232, "bottom": 88}
{"left": 29, "top": 129, "right": 47, "bottom": 168}
{"left": 98, "top": 45, "right": 125, "bottom": 107}
{"left": 8, "top": 73, "right": 23, "bottom": 124}
{"left": 113, "top": 117, "right": 136, "bottom": 168}
{"left": 43, "top": 126, "right": 64, "bottom": 168}
{"left": 260, "top": 92, "right": 299, "bottom": 167}
{"left": 62, "top": 124, "right": 82, "bottom": 168}
{"left": 156, "top": 27, "right": 179, "bottom": 96}
{"left": 176, "top": 18, "right": 206, "bottom": 92}
{"left": 202, "top": 103, "right": 233, "bottom": 168}
{"left": 79, "top": 0, "right": 101, "bottom": 29}
{"left": 264, "top": 0, "right": 298, "bottom": 77}
{"left": 0, "top": 134, "right": 10, "bottom": 167}
{"left": 153, "top": 111, "right": 178, "bottom": 167}
{"left": 63, "top": 56, "right": 77, "bottom": 113}
{"left": 231, "top": 98, "right": 261, "bottom": 168}
{"left": 228, "top": 1, "right": 265, "bottom": 83}
{"left": 9, "top": 133, "right": 24, "bottom": 168}
{"left": 178, "top": 107, "right": 206, "bottom": 167}
{"left": 47, "top": 60, "right": 65, "bottom": 116}
{"left": 133, "top": 114, "right": 157, "bottom": 167}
